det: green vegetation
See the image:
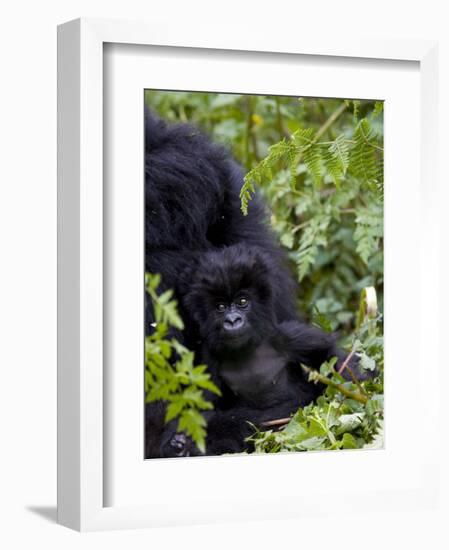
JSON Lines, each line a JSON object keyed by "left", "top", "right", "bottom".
{"left": 145, "top": 273, "right": 221, "bottom": 452}
{"left": 249, "top": 287, "right": 383, "bottom": 453}
{"left": 144, "top": 91, "right": 384, "bottom": 452}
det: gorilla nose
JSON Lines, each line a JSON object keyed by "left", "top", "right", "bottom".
{"left": 224, "top": 312, "right": 244, "bottom": 331}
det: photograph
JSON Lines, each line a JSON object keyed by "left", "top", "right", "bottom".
{"left": 143, "top": 91, "right": 384, "bottom": 459}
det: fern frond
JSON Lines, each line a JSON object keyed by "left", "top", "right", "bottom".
{"left": 239, "top": 178, "right": 256, "bottom": 215}
{"left": 302, "top": 146, "right": 322, "bottom": 186}
{"left": 267, "top": 138, "right": 293, "bottom": 162}
{"left": 240, "top": 138, "right": 295, "bottom": 214}
{"left": 349, "top": 118, "right": 380, "bottom": 189}
{"left": 323, "top": 134, "right": 350, "bottom": 186}
{"left": 292, "top": 127, "right": 315, "bottom": 148}
{"left": 287, "top": 148, "right": 298, "bottom": 189}
{"left": 372, "top": 101, "right": 384, "bottom": 119}
{"left": 354, "top": 204, "right": 383, "bottom": 264}
{"left": 295, "top": 216, "right": 330, "bottom": 280}
{"left": 330, "top": 134, "right": 350, "bottom": 173}
{"left": 293, "top": 128, "right": 322, "bottom": 186}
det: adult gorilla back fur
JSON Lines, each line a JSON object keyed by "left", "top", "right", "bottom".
{"left": 144, "top": 110, "right": 299, "bottom": 332}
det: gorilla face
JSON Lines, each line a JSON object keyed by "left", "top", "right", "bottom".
{"left": 182, "top": 244, "right": 277, "bottom": 355}
{"left": 212, "top": 294, "right": 253, "bottom": 350}
{"left": 218, "top": 295, "right": 250, "bottom": 332}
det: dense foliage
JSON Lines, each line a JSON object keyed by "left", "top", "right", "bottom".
{"left": 249, "top": 288, "right": 383, "bottom": 453}
{"left": 144, "top": 91, "right": 384, "bottom": 452}
{"left": 145, "top": 273, "right": 221, "bottom": 452}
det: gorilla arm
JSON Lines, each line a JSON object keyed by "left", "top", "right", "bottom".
{"left": 276, "top": 320, "right": 370, "bottom": 381}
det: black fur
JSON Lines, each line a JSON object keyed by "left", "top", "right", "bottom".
{"left": 159, "top": 245, "right": 363, "bottom": 457}
{"left": 144, "top": 110, "right": 299, "bottom": 336}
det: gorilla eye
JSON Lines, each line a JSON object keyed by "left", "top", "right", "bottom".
{"left": 237, "top": 297, "right": 249, "bottom": 308}
{"left": 216, "top": 303, "right": 226, "bottom": 312}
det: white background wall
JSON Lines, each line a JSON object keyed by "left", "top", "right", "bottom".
{"left": 0, "top": 1, "right": 448, "bottom": 548}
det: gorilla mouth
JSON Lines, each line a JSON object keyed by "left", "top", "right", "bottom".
{"left": 221, "top": 328, "right": 251, "bottom": 348}
{"left": 222, "top": 326, "right": 247, "bottom": 339}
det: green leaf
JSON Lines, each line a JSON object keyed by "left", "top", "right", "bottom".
{"left": 145, "top": 272, "right": 217, "bottom": 452}
{"left": 280, "top": 232, "right": 294, "bottom": 249}
{"left": 297, "top": 436, "right": 326, "bottom": 450}
{"left": 359, "top": 352, "right": 376, "bottom": 372}
{"left": 324, "top": 134, "right": 350, "bottom": 186}
{"left": 336, "top": 413, "right": 364, "bottom": 434}
{"left": 195, "top": 378, "right": 222, "bottom": 396}
{"left": 341, "top": 432, "right": 358, "bottom": 449}
{"left": 178, "top": 409, "right": 208, "bottom": 452}
{"left": 165, "top": 400, "right": 185, "bottom": 423}
{"left": 352, "top": 100, "right": 361, "bottom": 120}
{"left": 312, "top": 306, "right": 334, "bottom": 333}
{"left": 366, "top": 395, "right": 384, "bottom": 416}
{"left": 159, "top": 340, "right": 172, "bottom": 359}
{"left": 239, "top": 178, "right": 256, "bottom": 215}
{"left": 295, "top": 216, "right": 330, "bottom": 280}
{"left": 372, "top": 101, "right": 384, "bottom": 119}
{"left": 293, "top": 128, "right": 322, "bottom": 186}
{"left": 349, "top": 118, "right": 383, "bottom": 197}
{"left": 145, "top": 272, "right": 161, "bottom": 292}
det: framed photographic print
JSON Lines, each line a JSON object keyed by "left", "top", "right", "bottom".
{"left": 142, "top": 90, "right": 384, "bottom": 462}
{"left": 57, "top": 18, "right": 440, "bottom": 531}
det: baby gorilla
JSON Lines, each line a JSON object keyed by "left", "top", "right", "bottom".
{"left": 161, "top": 244, "right": 363, "bottom": 457}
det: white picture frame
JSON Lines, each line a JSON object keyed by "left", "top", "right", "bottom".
{"left": 57, "top": 17, "right": 440, "bottom": 531}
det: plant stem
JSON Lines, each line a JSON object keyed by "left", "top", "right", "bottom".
{"left": 261, "top": 417, "right": 291, "bottom": 427}
{"left": 337, "top": 348, "right": 356, "bottom": 375}
{"left": 301, "top": 365, "right": 369, "bottom": 404}
{"left": 295, "top": 103, "right": 347, "bottom": 167}
{"left": 244, "top": 96, "right": 259, "bottom": 166}
{"left": 315, "top": 102, "right": 348, "bottom": 142}
{"left": 275, "top": 97, "right": 290, "bottom": 139}
{"left": 291, "top": 219, "right": 311, "bottom": 234}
